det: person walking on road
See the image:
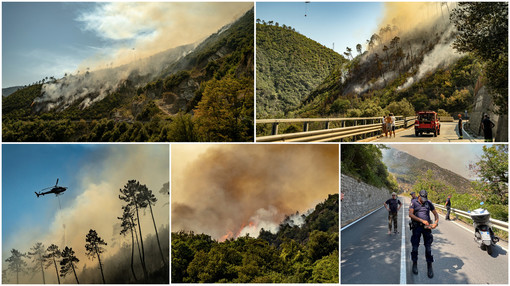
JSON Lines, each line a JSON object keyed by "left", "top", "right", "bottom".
{"left": 409, "top": 190, "right": 439, "bottom": 278}
{"left": 384, "top": 192, "right": 401, "bottom": 234}
{"left": 458, "top": 114, "right": 463, "bottom": 139}
{"left": 481, "top": 114, "right": 495, "bottom": 142}
{"left": 445, "top": 195, "right": 452, "bottom": 220}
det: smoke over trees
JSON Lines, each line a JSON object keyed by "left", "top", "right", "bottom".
{"left": 60, "top": 247, "right": 80, "bottom": 284}
{"left": 5, "top": 249, "right": 28, "bottom": 284}
{"left": 84, "top": 230, "right": 107, "bottom": 283}
{"left": 44, "top": 244, "right": 61, "bottom": 284}
{"left": 27, "top": 242, "right": 47, "bottom": 284}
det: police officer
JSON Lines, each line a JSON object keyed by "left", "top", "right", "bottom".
{"left": 384, "top": 192, "right": 401, "bottom": 235}
{"left": 409, "top": 190, "right": 439, "bottom": 278}
{"left": 410, "top": 191, "right": 417, "bottom": 203}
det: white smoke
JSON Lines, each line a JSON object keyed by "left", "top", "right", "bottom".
{"left": 238, "top": 206, "right": 280, "bottom": 237}
{"left": 397, "top": 25, "right": 463, "bottom": 90}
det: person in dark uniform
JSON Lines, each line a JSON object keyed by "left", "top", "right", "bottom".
{"left": 410, "top": 191, "right": 417, "bottom": 203}
{"left": 445, "top": 195, "right": 452, "bottom": 220}
{"left": 384, "top": 192, "right": 402, "bottom": 234}
{"left": 481, "top": 114, "right": 495, "bottom": 142}
{"left": 458, "top": 114, "right": 463, "bottom": 139}
{"left": 409, "top": 190, "right": 439, "bottom": 278}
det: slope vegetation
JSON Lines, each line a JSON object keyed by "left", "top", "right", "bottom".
{"left": 171, "top": 194, "right": 339, "bottom": 283}
{"left": 256, "top": 22, "right": 346, "bottom": 118}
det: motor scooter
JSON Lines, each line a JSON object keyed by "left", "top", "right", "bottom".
{"left": 469, "top": 202, "right": 499, "bottom": 255}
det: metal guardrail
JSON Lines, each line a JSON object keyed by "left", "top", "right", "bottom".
{"left": 433, "top": 203, "right": 509, "bottom": 232}
{"left": 256, "top": 116, "right": 416, "bottom": 142}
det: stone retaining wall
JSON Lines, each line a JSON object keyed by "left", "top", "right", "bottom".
{"left": 341, "top": 174, "right": 392, "bottom": 226}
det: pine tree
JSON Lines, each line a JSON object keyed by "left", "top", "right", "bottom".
{"left": 85, "top": 229, "right": 108, "bottom": 283}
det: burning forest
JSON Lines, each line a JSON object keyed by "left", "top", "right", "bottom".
{"left": 171, "top": 144, "right": 339, "bottom": 283}
{"left": 2, "top": 144, "right": 169, "bottom": 284}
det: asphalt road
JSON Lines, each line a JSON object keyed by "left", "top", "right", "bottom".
{"left": 341, "top": 197, "right": 508, "bottom": 284}
{"left": 371, "top": 122, "right": 483, "bottom": 142}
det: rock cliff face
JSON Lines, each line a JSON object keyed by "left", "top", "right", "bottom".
{"left": 382, "top": 148, "right": 473, "bottom": 193}
{"left": 466, "top": 78, "right": 508, "bottom": 142}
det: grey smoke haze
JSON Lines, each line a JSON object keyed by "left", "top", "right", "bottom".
{"left": 171, "top": 144, "right": 339, "bottom": 241}
{"left": 33, "top": 2, "right": 253, "bottom": 111}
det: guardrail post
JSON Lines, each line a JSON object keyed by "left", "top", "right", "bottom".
{"left": 303, "top": 122, "right": 309, "bottom": 132}
{"left": 325, "top": 121, "right": 330, "bottom": 130}
{"left": 404, "top": 117, "right": 407, "bottom": 128}
{"left": 342, "top": 121, "right": 345, "bottom": 128}
{"left": 271, "top": 123, "right": 279, "bottom": 135}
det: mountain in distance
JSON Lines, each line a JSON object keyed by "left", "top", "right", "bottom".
{"left": 256, "top": 22, "right": 347, "bottom": 118}
{"left": 2, "top": 86, "right": 24, "bottom": 97}
{"left": 382, "top": 147, "right": 473, "bottom": 193}
{"left": 3, "top": 8, "right": 254, "bottom": 142}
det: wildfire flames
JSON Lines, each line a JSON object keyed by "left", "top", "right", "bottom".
{"left": 220, "top": 221, "right": 257, "bottom": 242}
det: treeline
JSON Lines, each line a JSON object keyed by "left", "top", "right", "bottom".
{"left": 172, "top": 194, "right": 339, "bottom": 283}
{"left": 3, "top": 180, "right": 169, "bottom": 284}
{"left": 341, "top": 144, "right": 398, "bottom": 191}
{"left": 3, "top": 77, "right": 253, "bottom": 142}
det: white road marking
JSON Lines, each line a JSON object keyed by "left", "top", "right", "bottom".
{"left": 341, "top": 206, "right": 383, "bottom": 231}
{"left": 439, "top": 213, "right": 508, "bottom": 252}
{"left": 400, "top": 204, "right": 407, "bottom": 284}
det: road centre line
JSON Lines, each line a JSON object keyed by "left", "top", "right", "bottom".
{"left": 400, "top": 204, "right": 407, "bottom": 284}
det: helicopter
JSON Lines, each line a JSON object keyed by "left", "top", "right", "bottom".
{"left": 35, "top": 178, "right": 68, "bottom": 197}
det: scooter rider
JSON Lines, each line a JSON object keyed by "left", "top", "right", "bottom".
{"left": 409, "top": 190, "right": 439, "bottom": 278}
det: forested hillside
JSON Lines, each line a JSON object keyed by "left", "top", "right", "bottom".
{"left": 171, "top": 194, "right": 339, "bottom": 283}
{"left": 3, "top": 8, "right": 254, "bottom": 142}
{"left": 260, "top": 3, "right": 506, "bottom": 121}
{"left": 256, "top": 21, "right": 347, "bottom": 118}
{"left": 382, "top": 147, "right": 473, "bottom": 193}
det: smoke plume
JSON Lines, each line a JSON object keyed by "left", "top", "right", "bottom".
{"left": 34, "top": 2, "right": 253, "bottom": 111}
{"left": 2, "top": 145, "right": 169, "bottom": 283}
{"left": 171, "top": 144, "right": 339, "bottom": 241}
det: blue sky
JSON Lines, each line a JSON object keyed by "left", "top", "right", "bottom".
{"left": 256, "top": 2, "right": 384, "bottom": 55}
{"left": 2, "top": 3, "right": 105, "bottom": 87}
{"left": 2, "top": 144, "right": 169, "bottom": 279}
{"left": 2, "top": 2, "right": 253, "bottom": 88}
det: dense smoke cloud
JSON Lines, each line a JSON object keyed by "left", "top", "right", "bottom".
{"left": 171, "top": 145, "right": 339, "bottom": 241}
{"left": 34, "top": 2, "right": 253, "bottom": 111}
{"left": 2, "top": 145, "right": 169, "bottom": 283}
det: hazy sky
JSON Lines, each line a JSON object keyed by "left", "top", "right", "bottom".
{"left": 2, "top": 2, "right": 253, "bottom": 88}
{"left": 389, "top": 144, "right": 495, "bottom": 180}
{"left": 256, "top": 2, "right": 384, "bottom": 54}
{"left": 2, "top": 144, "right": 169, "bottom": 283}
{"left": 172, "top": 144, "right": 339, "bottom": 241}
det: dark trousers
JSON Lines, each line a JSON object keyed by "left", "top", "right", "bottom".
{"left": 411, "top": 225, "right": 434, "bottom": 263}
{"left": 446, "top": 206, "right": 451, "bottom": 220}
{"left": 388, "top": 212, "right": 398, "bottom": 231}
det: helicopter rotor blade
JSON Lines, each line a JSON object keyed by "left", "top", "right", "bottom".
{"left": 56, "top": 178, "right": 59, "bottom": 186}
{"left": 40, "top": 187, "right": 53, "bottom": 191}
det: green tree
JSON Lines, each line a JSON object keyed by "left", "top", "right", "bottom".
{"left": 60, "top": 247, "right": 79, "bottom": 284}
{"left": 27, "top": 242, "right": 47, "bottom": 284}
{"left": 43, "top": 244, "right": 61, "bottom": 284}
{"left": 194, "top": 77, "right": 254, "bottom": 141}
{"left": 451, "top": 2, "right": 508, "bottom": 114}
{"left": 469, "top": 145, "right": 508, "bottom": 204}
{"left": 85, "top": 229, "right": 108, "bottom": 283}
{"left": 5, "top": 249, "right": 27, "bottom": 284}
